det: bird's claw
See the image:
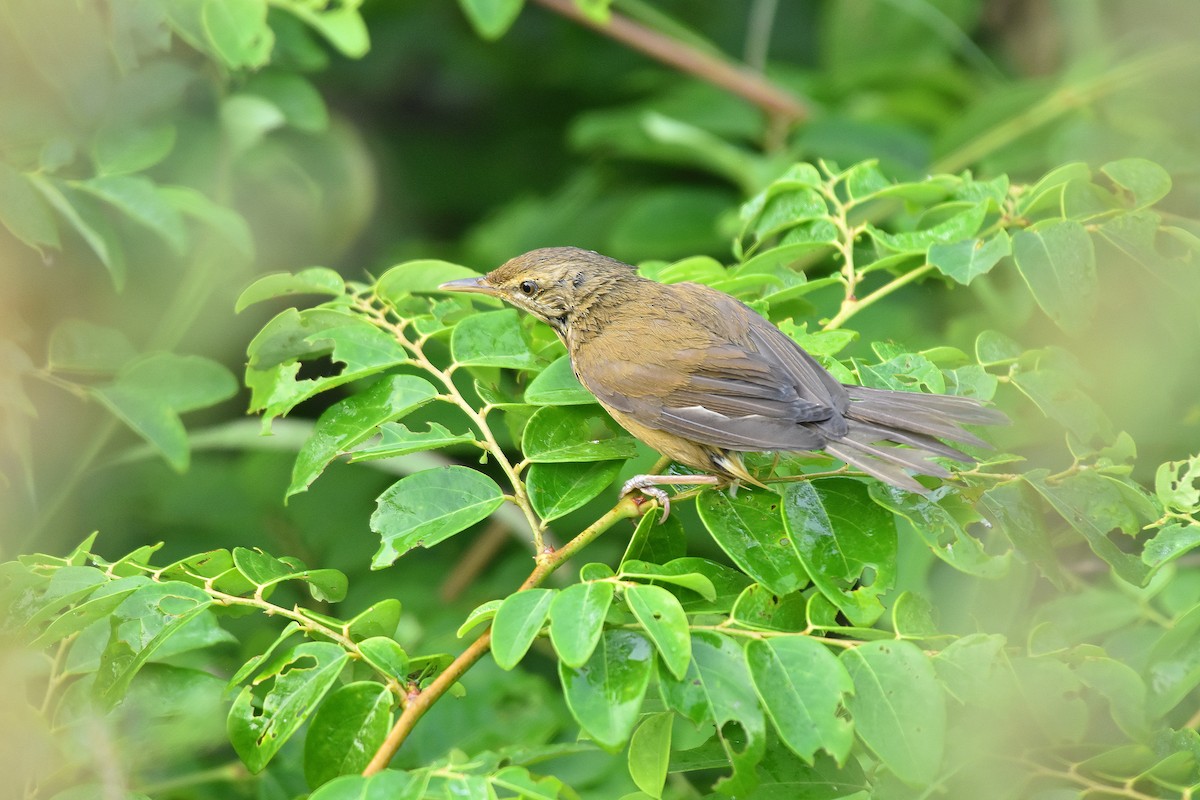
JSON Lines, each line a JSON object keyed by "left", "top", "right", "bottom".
{"left": 620, "top": 477, "right": 671, "bottom": 523}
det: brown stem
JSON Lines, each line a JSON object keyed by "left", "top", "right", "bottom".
{"left": 363, "top": 497, "right": 643, "bottom": 775}
{"left": 531, "top": 0, "right": 807, "bottom": 128}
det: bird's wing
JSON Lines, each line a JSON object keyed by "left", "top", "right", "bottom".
{"left": 575, "top": 288, "right": 847, "bottom": 452}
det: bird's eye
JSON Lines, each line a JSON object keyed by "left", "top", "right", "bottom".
{"left": 518, "top": 280, "right": 538, "bottom": 296}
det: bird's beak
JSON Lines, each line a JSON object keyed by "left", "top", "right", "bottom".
{"left": 439, "top": 276, "right": 498, "bottom": 295}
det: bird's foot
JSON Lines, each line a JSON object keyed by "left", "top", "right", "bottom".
{"left": 619, "top": 473, "right": 722, "bottom": 523}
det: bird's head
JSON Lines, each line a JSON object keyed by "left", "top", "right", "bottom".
{"left": 440, "top": 247, "right": 638, "bottom": 334}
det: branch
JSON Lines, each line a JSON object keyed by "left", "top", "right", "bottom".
{"left": 362, "top": 497, "right": 644, "bottom": 775}
{"left": 531, "top": 0, "right": 807, "bottom": 128}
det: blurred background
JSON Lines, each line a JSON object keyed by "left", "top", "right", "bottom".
{"left": 2, "top": 1, "right": 1200, "bottom": 796}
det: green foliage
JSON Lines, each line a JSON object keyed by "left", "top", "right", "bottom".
{"left": 5, "top": 1, "right": 1200, "bottom": 799}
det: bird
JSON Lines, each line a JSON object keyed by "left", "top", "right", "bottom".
{"left": 441, "top": 247, "right": 1007, "bottom": 519}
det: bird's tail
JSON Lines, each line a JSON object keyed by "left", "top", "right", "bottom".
{"left": 823, "top": 385, "right": 1009, "bottom": 492}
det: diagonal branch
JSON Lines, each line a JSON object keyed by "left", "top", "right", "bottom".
{"left": 362, "top": 496, "right": 644, "bottom": 775}
{"left": 531, "top": 0, "right": 808, "bottom": 128}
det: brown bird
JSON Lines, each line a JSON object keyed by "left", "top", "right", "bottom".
{"left": 442, "top": 247, "right": 1006, "bottom": 518}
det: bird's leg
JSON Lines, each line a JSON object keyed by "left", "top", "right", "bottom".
{"left": 619, "top": 474, "right": 722, "bottom": 522}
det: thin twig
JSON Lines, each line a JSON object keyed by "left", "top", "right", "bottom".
{"left": 531, "top": 0, "right": 807, "bottom": 128}
{"left": 363, "top": 497, "right": 643, "bottom": 775}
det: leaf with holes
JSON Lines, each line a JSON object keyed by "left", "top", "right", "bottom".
{"left": 288, "top": 375, "right": 439, "bottom": 497}
{"left": 228, "top": 642, "right": 350, "bottom": 773}
{"left": 657, "top": 631, "right": 766, "bottom": 795}
{"left": 93, "top": 581, "right": 214, "bottom": 708}
{"left": 236, "top": 267, "right": 345, "bottom": 312}
{"left": 781, "top": 479, "right": 897, "bottom": 627}
{"left": 625, "top": 584, "right": 691, "bottom": 680}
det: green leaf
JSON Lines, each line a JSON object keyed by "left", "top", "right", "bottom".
{"left": 617, "top": 559, "right": 719, "bottom": 602}
{"left": 288, "top": 375, "right": 439, "bottom": 497}
{"left": 491, "top": 589, "right": 556, "bottom": 670}
{"left": 303, "top": 682, "right": 393, "bottom": 788}
{"left": 228, "top": 642, "right": 350, "bottom": 773}
{"left": 1156, "top": 455, "right": 1200, "bottom": 513}
{"left": 456, "top": 0, "right": 524, "bottom": 40}
{"left": 231, "top": 548, "right": 348, "bottom": 602}
{"left": 78, "top": 175, "right": 188, "bottom": 254}
{"left": 350, "top": 422, "right": 475, "bottom": 464}
{"left": 370, "top": 466, "right": 506, "bottom": 568}
{"left": 625, "top": 584, "right": 691, "bottom": 680}
{"left": 928, "top": 231, "right": 1011, "bottom": 285}
{"left": 980, "top": 482, "right": 1065, "bottom": 588}
{"left": 730, "top": 584, "right": 808, "bottom": 632}
{"left": 524, "top": 355, "right": 594, "bottom": 405}
{"left": 1101, "top": 158, "right": 1171, "bottom": 209}
{"left": 1016, "top": 162, "right": 1092, "bottom": 216}
{"left": 160, "top": 185, "right": 254, "bottom": 258}
{"left": 697, "top": 486, "right": 808, "bottom": 596}
{"left": 278, "top": 2, "right": 370, "bottom": 58}
{"left": 457, "top": 600, "right": 502, "bottom": 639}
{"left": 220, "top": 94, "right": 285, "bottom": 154}
{"left": 621, "top": 506, "right": 686, "bottom": 566}
{"left": 1143, "top": 524, "right": 1200, "bottom": 571}
{"left": 94, "top": 582, "right": 214, "bottom": 708}
{"left": 92, "top": 353, "right": 238, "bottom": 471}
{"left": 227, "top": 623, "right": 302, "bottom": 689}
{"left": 974, "top": 330, "right": 1021, "bottom": 366}
{"left": 91, "top": 122, "right": 176, "bottom": 176}
{"left": 202, "top": 0, "right": 272, "bottom": 68}
{"left": 549, "top": 581, "right": 614, "bottom": 668}
{"left": 869, "top": 201, "right": 987, "bottom": 253}
{"left": 246, "top": 310, "right": 410, "bottom": 425}
{"left": 308, "top": 771, "right": 426, "bottom": 800}
{"left": 781, "top": 479, "right": 897, "bottom": 626}
{"left": 560, "top": 630, "right": 653, "bottom": 750}
{"left": 358, "top": 638, "right": 410, "bottom": 680}
{"left": 1011, "top": 368, "right": 1110, "bottom": 444}
{"left": 29, "top": 576, "right": 150, "bottom": 649}
{"left": 1074, "top": 657, "right": 1148, "bottom": 740}
{"left": 1025, "top": 471, "right": 1152, "bottom": 586}
{"left": 628, "top": 712, "right": 672, "bottom": 798}
{"left": 932, "top": 633, "right": 1007, "bottom": 706}
{"left": 747, "top": 637, "right": 854, "bottom": 764}
{"left": 236, "top": 268, "right": 345, "bottom": 312}
{"left": 29, "top": 174, "right": 126, "bottom": 287}
{"left": 451, "top": 308, "right": 538, "bottom": 370}
{"left": 48, "top": 319, "right": 137, "bottom": 374}
{"left": 527, "top": 460, "right": 622, "bottom": 522}
{"left": 347, "top": 601, "right": 402, "bottom": 642}
{"left": 376, "top": 260, "right": 482, "bottom": 301}
{"left": 243, "top": 71, "right": 328, "bottom": 133}
{"left": 842, "top": 641, "right": 946, "bottom": 786}
{"left": 869, "top": 485, "right": 1011, "bottom": 578}
{"left": 657, "top": 632, "right": 766, "bottom": 795}
{"left": 1012, "top": 220, "right": 1098, "bottom": 334}
{"left": 0, "top": 163, "right": 59, "bottom": 251}
{"left": 522, "top": 406, "right": 638, "bottom": 462}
